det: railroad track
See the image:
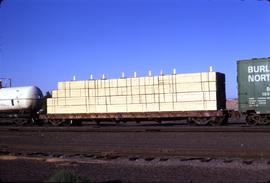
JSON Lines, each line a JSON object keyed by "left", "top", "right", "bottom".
{"left": 0, "top": 125, "right": 270, "bottom": 133}
{"left": 1, "top": 124, "right": 270, "bottom": 161}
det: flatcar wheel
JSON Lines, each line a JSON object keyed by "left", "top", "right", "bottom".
{"left": 246, "top": 114, "right": 258, "bottom": 126}
{"left": 210, "top": 116, "right": 228, "bottom": 126}
{"left": 49, "top": 119, "right": 65, "bottom": 126}
{"left": 13, "top": 118, "right": 29, "bottom": 126}
{"left": 192, "top": 117, "right": 211, "bottom": 126}
{"left": 187, "top": 118, "right": 195, "bottom": 126}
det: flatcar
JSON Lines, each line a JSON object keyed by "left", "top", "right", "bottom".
{"left": 40, "top": 69, "right": 228, "bottom": 126}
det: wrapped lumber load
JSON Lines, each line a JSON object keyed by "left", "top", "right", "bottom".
{"left": 47, "top": 71, "right": 226, "bottom": 114}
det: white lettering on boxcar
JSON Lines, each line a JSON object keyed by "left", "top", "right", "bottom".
{"left": 248, "top": 65, "right": 270, "bottom": 73}
{"left": 247, "top": 65, "right": 270, "bottom": 82}
{"left": 248, "top": 74, "right": 270, "bottom": 82}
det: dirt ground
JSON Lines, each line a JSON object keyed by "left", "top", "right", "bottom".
{"left": 1, "top": 155, "right": 270, "bottom": 183}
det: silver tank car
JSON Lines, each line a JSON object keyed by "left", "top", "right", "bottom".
{"left": 0, "top": 86, "right": 43, "bottom": 113}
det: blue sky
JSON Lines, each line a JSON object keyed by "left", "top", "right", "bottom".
{"left": 0, "top": 0, "right": 269, "bottom": 98}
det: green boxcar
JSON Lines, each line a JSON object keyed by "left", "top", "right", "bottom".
{"left": 237, "top": 57, "right": 270, "bottom": 125}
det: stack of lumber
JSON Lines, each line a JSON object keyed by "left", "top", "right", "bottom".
{"left": 47, "top": 72, "right": 226, "bottom": 114}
